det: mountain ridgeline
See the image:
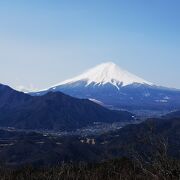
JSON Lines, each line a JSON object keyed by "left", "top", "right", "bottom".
{"left": 0, "top": 84, "right": 134, "bottom": 131}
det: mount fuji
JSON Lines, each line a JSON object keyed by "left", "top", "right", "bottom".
{"left": 32, "top": 62, "right": 180, "bottom": 112}
{"left": 53, "top": 62, "right": 153, "bottom": 89}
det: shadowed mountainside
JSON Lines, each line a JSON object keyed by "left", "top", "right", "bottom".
{"left": 0, "top": 84, "right": 134, "bottom": 131}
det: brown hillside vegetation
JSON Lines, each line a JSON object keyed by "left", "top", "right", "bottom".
{"left": 0, "top": 157, "right": 179, "bottom": 180}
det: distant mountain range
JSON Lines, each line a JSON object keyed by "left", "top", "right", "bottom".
{"left": 0, "top": 84, "right": 134, "bottom": 131}
{"left": 31, "top": 62, "right": 180, "bottom": 112}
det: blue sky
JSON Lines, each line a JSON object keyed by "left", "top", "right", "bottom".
{"left": 0, "top": 0, "right": 179, "bottom": 90}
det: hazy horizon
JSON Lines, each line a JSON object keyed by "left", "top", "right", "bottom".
{"left": 0, "top": 0, "right": 179, "bottom": 90}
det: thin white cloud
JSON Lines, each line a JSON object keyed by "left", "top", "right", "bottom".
{"left": 16, "top": 84, "right": 38, "bottom": 93}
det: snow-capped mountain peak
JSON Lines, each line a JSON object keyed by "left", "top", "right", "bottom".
{"left": 30, "top": 62, "right": 180, "bottom": 113}
{"left": 56, "top": 62, "right": 152, "bottom": 89}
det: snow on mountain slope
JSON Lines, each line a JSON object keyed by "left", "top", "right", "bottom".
{"left": 50, "top": 62, "right": 153, "bottom": 90}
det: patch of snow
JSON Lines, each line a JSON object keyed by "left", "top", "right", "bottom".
{"left": 89, "top": 98, "right": 104, "bottom": 105}
{"left": 155, "top": 100, "right": 168, "bottom": 103}
{"left": 144, "top": 93, "right": 150, "bottom": 97}
{"left": 164, "top": 96, "right": 170, "bottom": 100}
